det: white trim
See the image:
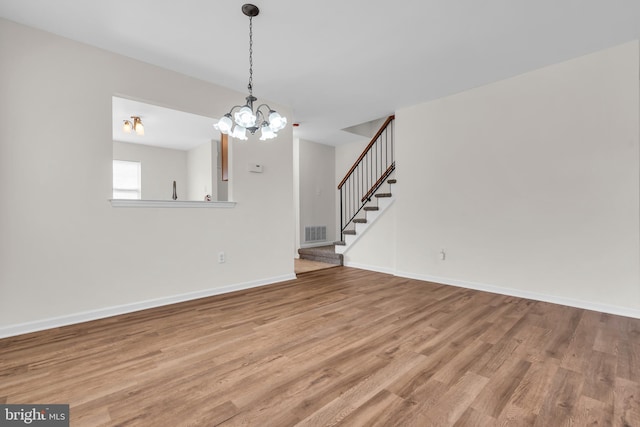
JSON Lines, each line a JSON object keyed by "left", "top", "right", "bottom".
{"left": 394, "top": 270, "right": 640, "bottom": 320}
{"left": 0, "top": 273, "right": 295, "bottom": 339}
{"left": 110, "top": 199, "right": 236, "bottom": 208}
{"left": 343, "top": 261, "right": 396, "bottom": 276}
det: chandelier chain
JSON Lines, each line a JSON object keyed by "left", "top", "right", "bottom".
{"left": 213, "top": 4, "right": 286, "bottom": 140}
{"left": 248, "top": 16, "right": 253, "bottom": 96}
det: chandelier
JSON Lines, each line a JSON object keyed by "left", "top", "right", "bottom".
{"left": 214, "top": 4, "right": 287, "bottom": 141}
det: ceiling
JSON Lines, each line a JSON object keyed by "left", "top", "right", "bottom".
{"left": 2, "top": 0, "right": 640, "bottom": 146}
{"left": 113, "top": 97, "right": 218, "bottom": 151}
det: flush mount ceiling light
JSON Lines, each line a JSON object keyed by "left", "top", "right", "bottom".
{"left": 214, "top": 4, "right": 287, "bottom": 141}
{"left": 123, "top": 116, "right": 144, "bottom": 136}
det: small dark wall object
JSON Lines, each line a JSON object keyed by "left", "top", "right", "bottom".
{"left": 172, "top": 181, "right": 177, "bottom": 200}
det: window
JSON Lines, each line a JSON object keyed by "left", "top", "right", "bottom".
{"left": 113, "top": 160, "right": 141, "bottom": 199}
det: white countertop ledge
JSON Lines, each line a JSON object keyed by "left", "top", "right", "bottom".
{"left": 110, "top": 199, "right": 237, "bottom": 208}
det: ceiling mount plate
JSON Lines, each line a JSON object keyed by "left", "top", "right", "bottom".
{"left": 242, "top": 4, "right": 260, "bottom": 17}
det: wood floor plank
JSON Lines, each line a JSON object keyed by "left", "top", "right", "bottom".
{"left": 432, "top": 339, "right": 493, "bottom": 386}
{"left": 1, "top": 267, "right": 639, "bottom": 426}
{"left": 420, "top": 371, "right": 490, "bottom": 425}
{"left": 533, "top": 367, "right": 584, "bottom": 426}
{"left": 497, "top": 403, "right": 537, "bottom": 426}
{"left": 618, "top": 339, "right": 640, "bottom": 383}
{"left": 560, "top": 309, "right": 601, "bottom": 373}
{"left": 582, "top": 350, "right": 616, "bottom": 405}
{"left": 573, "top": 395, "right": 613, "bottom": 427}
{"left": 454, "top": 407, "right": 498, "bottom": 427}
{"left": 376, "top": 381, "right": 446, "bottom": 427}
{"left": 295, "top": 351, "right": 426, "bottom": 426}
{"left": 613, "top": 377, "right": 640, "bottom": 427}
{"left": 471, "top": 357, "right": 531, "bottom": 418}
{"left": 333, "top": 389, "right": 406, "bottom": 427}
{"left": 508, "top": 358, "right": 560, "bottom": 415}
{"left": 385, "top": 342, "right": 455, "bottom": 399}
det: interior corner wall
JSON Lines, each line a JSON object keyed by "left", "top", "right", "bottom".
{"left": 187, "top": 141, "right": 214, "bottom": 201}
{"left": 0, "top": 18, "right": 295, "bottom": 334}
{"left": 394, "top": 40, "right": 640, "bottom": 314}
{"left": 298, "top": 139, "right": 336, "bottom": 246}
{"left": 113, "top": 141, "right": 188, "bottom": 200}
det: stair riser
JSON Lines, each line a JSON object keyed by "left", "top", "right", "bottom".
{"left": 355, "top": 222, "right": 369, "bottom": 234}
{"left": 364, "top": 211, "right": 380, "bottom": 223}
{"left": 377, "top": 197, "right": 393, "bottom": 210}
{"left": 299, "top": 254, "right": 343, "bottom": 265}
{"left": 299, "top": 245, "right": 344, "bottom": 266}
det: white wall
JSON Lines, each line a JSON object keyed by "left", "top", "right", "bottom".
{"left": 392, "top": 41, "right": 640, "bottom": 314}
{"left": 113, "top": 141, "right": 188, "bottom": 200}
{"left": 0, "top": 18, "right": 295, "bottom": 335}
{"left": 339, "top": 41, "right": 640, "bottom": 316}
{"left": 298, "top": 139, "right": 336, "bottom": 246}
{"left": 187, "top": 141, "right": 214, "bottom": 201}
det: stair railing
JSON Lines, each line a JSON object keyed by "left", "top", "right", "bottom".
{"left": 337, "top": 115, "right": 395, "bottom": 242}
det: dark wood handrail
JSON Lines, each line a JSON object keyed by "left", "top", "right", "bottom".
{"left": 338, "top": 115, "right": 395, "bottom": 190}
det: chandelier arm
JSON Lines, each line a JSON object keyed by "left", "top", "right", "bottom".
{"left": 255, "top": 104, "right": 274, "bottom": 114}
{"left": 254, "top": 108, "right": 266, "bottom": 123}
{"left": 226, "top": 105, "right": 247, "bottom": 115}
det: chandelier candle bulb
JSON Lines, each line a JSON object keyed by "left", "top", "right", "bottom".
{"left": 214, "top": 4, "right": 287, "bottom": 140}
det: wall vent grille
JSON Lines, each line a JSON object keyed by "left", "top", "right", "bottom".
{"left": 304, "top": 226, "right": 327, "bottom": 242}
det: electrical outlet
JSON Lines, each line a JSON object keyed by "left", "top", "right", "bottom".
{"left": 440, "top": 249, "right": 446, "bottom": 261}
{"left": 218, "top": 252, "right": 225, "bottom": 263}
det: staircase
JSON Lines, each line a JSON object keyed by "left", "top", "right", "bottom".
{"left": 335, "top": 177, "right": 396, "bottom": 254}
{"left": 297, "top": 115, "right": 395, "bottom": 263}
{"left": 335, "top": 115, "right": 395, "bottom": 255}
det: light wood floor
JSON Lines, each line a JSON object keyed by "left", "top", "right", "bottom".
{"left": 1, "top": 267, "right": 639, "bottom": 426}
{"left": 294, "top": 258, "right": 339, "bottom": 274}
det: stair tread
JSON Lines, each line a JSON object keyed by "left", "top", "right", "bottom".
{"left": 388, "top": 179, "right": 397, "bottom": 184}
{"left": 363, "top": 206, "right": 379, "bottom": 211}
{"left": 343, "top": 230, "right": 356, "bottom": 235}
{"left": 375, "top": 193, "right": 392, "bottom": 198}
{"left": 334, "top": 241, "right": 346, "bottom": 246}
{"left": 353, "top": 218, "right": 367, "bottom": 223}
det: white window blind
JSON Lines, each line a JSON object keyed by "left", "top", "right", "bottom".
{"left": 113, "top": 160, "right": 141, "bottom": 199}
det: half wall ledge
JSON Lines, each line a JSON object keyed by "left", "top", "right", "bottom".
{"left": 110, "top": 200, "right": 236, "bottom": 208}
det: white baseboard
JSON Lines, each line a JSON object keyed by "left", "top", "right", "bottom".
{"left": 0, "top": 273, "right": 296, "bottom": 339}
{"left": 395, "top": 270, "right": 640, "bottom": 320}
{"left": 344, "top": 261, "right": 396, "bottom": 276}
